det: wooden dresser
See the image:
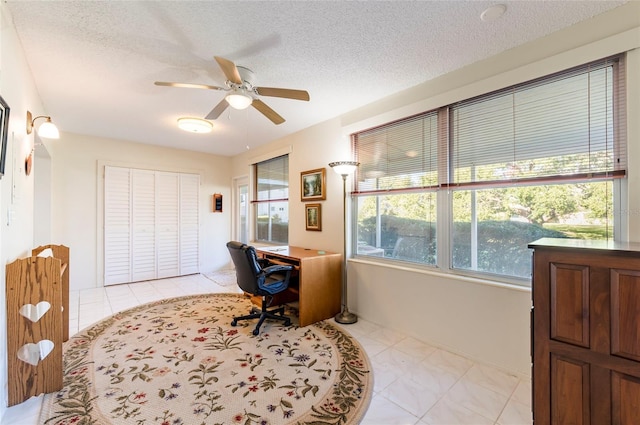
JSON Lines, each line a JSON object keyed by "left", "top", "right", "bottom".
{"left": 529, "top": 238, "right": 640, "bottom": 425}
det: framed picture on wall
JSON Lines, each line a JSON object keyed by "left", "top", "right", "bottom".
{"left": 0, "top": 95, "right": 10, "bottom": 179}
{"left": 305, "top": 203, "right": 322, "bottom": 231}
{"left": 300, "top": 168, "right": 326, "bottom": 201}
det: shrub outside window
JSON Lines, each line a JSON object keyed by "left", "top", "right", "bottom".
{"left": 357, "top": 192, "right": 437, "bottom": 264}
{"left": 451, "top": 182, "right": 613, "bottom": 278}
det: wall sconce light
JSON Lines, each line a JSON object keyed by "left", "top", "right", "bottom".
{"left": 26, "top": 111, "right": 60, "bottom": 139}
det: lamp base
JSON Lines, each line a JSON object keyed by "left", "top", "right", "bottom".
{"left": 335, "top": 309, "right": 358, "bottom": 324}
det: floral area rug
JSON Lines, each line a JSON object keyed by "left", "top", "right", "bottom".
{"left": 40, "top": 293, "right": 372, "bottom": 425}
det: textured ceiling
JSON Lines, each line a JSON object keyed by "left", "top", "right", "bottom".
{"left": 6, "top": 1, "right": 627, "bottom": 157}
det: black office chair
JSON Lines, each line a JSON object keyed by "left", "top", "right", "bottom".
{"left": 226, "top": 241, "right": 294, "bottom": 335}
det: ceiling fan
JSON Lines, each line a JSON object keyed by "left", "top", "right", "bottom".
{"left": 155, "top": 56, "right": 310, "bottom": 125}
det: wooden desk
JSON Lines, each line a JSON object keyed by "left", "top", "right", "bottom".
{"left": 256, "top": 246, "right": 342, "bottom": 327}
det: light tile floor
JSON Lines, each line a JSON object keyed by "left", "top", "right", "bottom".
{"left": 2, "top": 273, "right": 532, "bottom": 425}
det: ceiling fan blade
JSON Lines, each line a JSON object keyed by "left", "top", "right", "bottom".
{"left": 205, "top": 99, "right": 230, "bottom": 120}
{"left": 154, "top": 81, "right": 224, "bottom": 91}
{"left": 214, "top": 56, "right": 242, "bottom": 84}
{"left": 255, "top": 87, "right": 310, "bottom": 101}
{"left": 252, "top": 99, "right": 285, "bottom": 125}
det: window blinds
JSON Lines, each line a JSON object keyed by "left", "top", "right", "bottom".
{"left": 353, "top": 55, "right": 626, "bottom": 192}
{"left": 450, "top": 56, "right": 626, "bottom": 188}
{"left": 354, "top": 111, "right": 440, "bottom": 195}
{"left": 254, "top": 154, "right": 289, "bottom": 202}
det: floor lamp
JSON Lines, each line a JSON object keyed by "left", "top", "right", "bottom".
{"left": 329, "top": 160, "right": 360, "bottom": 324}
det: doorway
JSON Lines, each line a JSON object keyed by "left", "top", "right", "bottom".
{"left": 233, "top": 176, "right": 249, "bottom": 243}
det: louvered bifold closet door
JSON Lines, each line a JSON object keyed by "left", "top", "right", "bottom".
{"left": 132, "top": 169, "right": 157, "bottom": 282}
{"left": 104, "top": 166, "right": 132, "bottom": 285}
{"left": 104, "top": 167, "right": 200, "bottom": 285}
{"left": 179, "top": 173, "right": 200, "bottom": 275}
{"left": 157, "top": 172, "right": 180, "bottom": 278}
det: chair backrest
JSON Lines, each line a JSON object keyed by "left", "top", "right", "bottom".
{"left": 226, "top": 241, "right": 263, "bottom": 295}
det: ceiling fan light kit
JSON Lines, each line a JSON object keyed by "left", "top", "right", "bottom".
{"left": 155, "top": 56, "right": 310, "bottom": 125}
{"left": 225, "top": 91, "right": 253, "bottom": 110}
{"left": 177, "top": 117, "right": 213, "bottom": 133}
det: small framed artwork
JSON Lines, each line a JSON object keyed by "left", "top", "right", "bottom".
{"left": 301, "top": 168, "right": 326, "bottom": 201}
{"left": 0, "top": 95, "right": 10, "bottom": 179}
{"left": 305, "top": 203, "right": 322, "bottom": 231}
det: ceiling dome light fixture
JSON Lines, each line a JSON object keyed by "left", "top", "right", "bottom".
{"left": 26, "top": 110, "right": 60, "bottom": 139}
{"left": 225, "top": 90, "right": 253, "bottom": 110}
{"left": 177, "top": 117, "right": 213, "bottom": 133}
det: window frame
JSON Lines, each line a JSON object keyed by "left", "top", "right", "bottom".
{"left": 253, "top": 154, "right": 289, "bottom": 244}
{"left": 351, "top": 55, "right": 627, "bottom": 286}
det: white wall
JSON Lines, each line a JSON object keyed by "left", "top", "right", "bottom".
{"left": 0, "top": 2, "right": 50, "bottom": 416}
{"left": 626, "top": 44, "right": 640, "bottom": 238}
{"left": 232, "top": 118, "right": 352, "bottom": 254}
{"left": 49, "top": 132, "right": 233, "bottom": 290}
{"left": 33, "top": 145, "right": 52, "bottom": 247}
{"left": 232, "top": 3, "right": 640, "bottom": 377}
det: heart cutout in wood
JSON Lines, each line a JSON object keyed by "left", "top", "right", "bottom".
{"left": 19, "top": 301, "right": 51, "bottom": 323}
{"left": 17, "top": 340, "right": 55, "bottom": 366}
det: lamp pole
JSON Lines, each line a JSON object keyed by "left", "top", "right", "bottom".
{"left": 329, "top": 161, "right": 359, "bottom": 324}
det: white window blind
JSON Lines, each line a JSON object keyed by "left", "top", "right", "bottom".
{"left": 354, "top": 111, "right": 440, "bottom": 194}
{"left": 450, "top": 56, "right": 626, "bottom": 188}
{"left": 255, "top": 155, "right": 289, "bottom": 201}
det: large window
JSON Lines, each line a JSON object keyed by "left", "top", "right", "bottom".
{"left": 354, "top": 56, "right": 626, "bottom": 283}
{"left": 254, "top": 155, "right": 289, "bottom": 243}
{"left": 355, "top": 111, "right": 440, "bottom": 264}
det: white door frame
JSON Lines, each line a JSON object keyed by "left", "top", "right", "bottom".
{"left": 232, "top": 175, "right": 249, "bottom": 243}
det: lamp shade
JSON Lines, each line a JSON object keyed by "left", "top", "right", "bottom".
{"left": 329, "top": 161, "right": 359, "bottom": 176}
{"left": 177, "top": 117, "right": 213, "bottom": 133}
{"left": 38, "top": 119, "right": 60, "bottom": 139}
{"left": 225, "top": 91, "right": 253, "bottom": 110}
